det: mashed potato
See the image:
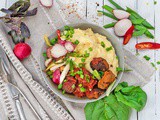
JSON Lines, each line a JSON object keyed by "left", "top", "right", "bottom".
{"left": 71, "top": 28, "right": 119, "bottom": 76}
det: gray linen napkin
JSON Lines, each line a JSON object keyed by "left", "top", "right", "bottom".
{"left": 0, "top": 0, "right": 155, "bottom": 120}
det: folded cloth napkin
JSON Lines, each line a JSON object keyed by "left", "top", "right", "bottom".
{"left": 0, "top": 0, "right": 155, "bottom": 120}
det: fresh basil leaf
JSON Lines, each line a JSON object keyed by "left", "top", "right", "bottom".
{"left": 114, "top": 82, "right": 147, "bottom": 111}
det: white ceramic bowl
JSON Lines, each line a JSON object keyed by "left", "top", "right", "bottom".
{"left": 40, "top": 23, "right": 124, "bottom": 103}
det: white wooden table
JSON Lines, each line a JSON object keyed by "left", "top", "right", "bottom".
{"left": 0, "top": 0, "right": 160, "bottom": 120}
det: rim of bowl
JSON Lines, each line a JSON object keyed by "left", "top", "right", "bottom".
{"left": 39, "top": 22, "right": 124, "bottom": 103}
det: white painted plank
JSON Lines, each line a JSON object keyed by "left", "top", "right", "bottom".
{"left": 86, "top": 0, "right": 104, "bottom": 26}
{"left": 137, "top": 0, "right": 156, "bottom": 120}
{"left": 154, "top": 0, "right": 160, "bottom": 120}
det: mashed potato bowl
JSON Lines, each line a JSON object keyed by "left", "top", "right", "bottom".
{"left": 40, "top": 23, "right": 124, "bottom": 103}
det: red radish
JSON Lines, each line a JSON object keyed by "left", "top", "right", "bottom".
{"left": 57, "top": 30, "right": 66, "bottom": 45}
{"left": 114, "top": 19, "right": 132, "bottom": 37}
{"left": 50, "top": 44, "right": 67, "bottom": 58}
{"left": 13, "top": 43, "right": 31, "bottom": 61}
{"left": 39, "top": 0, "right": 53, "bottom": 8}
{"left": 113, "top": 10, "right": 130, "bottom": 19}
{"left": 52, "top": 69, "right": 61, "bottom": 84}
{"left": 46, "top": 47, "right": 52, "bottom": 58}
{"left": 64, "top": 41, "right": 75, "bottom": 52}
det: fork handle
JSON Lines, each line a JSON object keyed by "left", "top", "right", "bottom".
{"left": 15, "top": 99, "right": 27, "bottom": 120}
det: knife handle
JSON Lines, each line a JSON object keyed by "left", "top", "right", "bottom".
{"left": 15, "top": 99, "right": 27, "bottom": 120}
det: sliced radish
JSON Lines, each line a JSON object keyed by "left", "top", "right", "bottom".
{"left": 114, "top": 19, "right": 132, "bottom": 37}
{"left": 60, "top": 64, "right": 70, "bottom": 84}
{"left": 113, "top": 10, "right": 130, "bottom": 19}
{"left": 50, "top": 62, "right": 66, "bottom": 71}
{"left": 50, "top": 44, "right": 67, "bottom": 58}
{"left": 64, "top": 41, "right": 75, "bottom": 52}
{"left": 52, "top": 69, "right": 61, "bottom": 85}
{"left": 45, "top": 58, "right": 52, "bottom": 67}
{"left": 39, "top": 0, "right": 53, "bottom": 8}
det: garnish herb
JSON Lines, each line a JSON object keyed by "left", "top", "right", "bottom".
{"left": 50, "top": 37, "right": 58, "bottom": 45}
{"left": 92, "top": 70, "right": 101, "bottom": 80}
{"left": 143, "top": 55, "right": 151, "bottom": 61}
{"left": 72, "top": 84, "right": 75, "bottom": 89}
{"left": 84, "top": 52, "right": 90, "bottom": 58}
{"left": 157, "top": 61, "right": 160, "bottom": 65}
{"left": 74, "top": 40, "right": 79, "bottom": 45}
{"left": 151, "top": 62, "right": 157, "bottom": 70}
{"left": 64, "top": 79, "right": 67, "bottom": 82}
{"left": 43, "top": 52, "right": 47, "bottom": 58}
{"left": 49, "top": 75, "right": 53, "bottom": 79}
{"left": 47, "top": 71, "right": 53, "bottom": 75}
{"left": 106, "top": 46, "right": 113, "bottom": 51}
{"left": 85, "top": 75, "right": 90, "bottom": 82}
{"left": 98, "top": 71, "right": 104, "bottom": 78}
{"left": 78, "top": 63, "right": 84, "bottom": 68}
{"left": 81, "top": 58, "right": 86, "bottom": 63}
{"left": 58, "top": 84, "right": 63, "bottom": 90}
{"left": 101, "top": 41, "right": 105, "bottom": 48}
{"left": 80, "top": 87, "right": 86, "bottom": 92}
{"left": 62, "top": 90, "right": 65, "bottom": 94}
{"left": 78, "top": 84, "right": 82, "bottom": 87}
{"left": 88, "top": 47, "right": 93, "bottom": 51}
{"left": 116, "top": 67, "right": 132, "bottom": 72}
{"left": 80, "top": 74, "right": 84, "bottom": 79}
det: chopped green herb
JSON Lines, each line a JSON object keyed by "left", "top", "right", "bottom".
{"left": 116, "top": 56, "right": 118, "bottom": 60}
{"left": 50, "top": 38, "right": 57, "bottom": 45}
{"left": 88, "top": 47, "right": 93, "bottom": 51}
{"left": 157, "top": 61, "right": 160, "bottom": 65}
{"left": 64, "top": 79, "right": 67, "bottom": 82}
{"left": 85, "top": 75, "right": 90, "bottom": 82}
{"left": 43, "top": 52, "right": 47, "bottom": 58}
{"left": 49, "top": 75, "right": 53, "bottom": 79}
{"left": 62, "top": 90, "right": 65, "bottom": 94}
{"left": 92, "top": 70, "right": 101, "bottom": 80}
{"left": 84, "top": 52, "right": 90, "bottom": 58}
{"left": 144, "top": 55, "right": 151, "bottom": 61}
{"left": 101, "top": 41, "right": 105, "bottom": 48}
{"left": 74, "top": 40, "right": 79, "bottom": 45}
{"left": 64, "top": 26, "right": 70, "bottom": 30}
{"left": 80, "top": 74, "right": 84, "bottom": 79}
{"left": 80, "top": 87, "right": 86, "bottom": 92}
{"left": 116, "top": 67, "right": 132, "bottom": 72}
{"left": 151, "top": 62, "right": 157, "bottom": 70}
{"left": 78, "top": 63, "right": 84, "bottom": 68}
{"left": 47, "top": 71, "right": 53, "bottom": 75}
{"left": 58, "top": 84, "right": 63, "bottom": 90}
{"left": 106, "top": 46, "right": 113, "bottom": 51}
{"left": 72, "top": 84, "right": 75, "bottom": 89}
{"left": 154, "top": 1, "right": 157, "bottom": 5}
{"left": 81, "top": 58, "right": 86, "bottom": 63}
{"left": 79, "top": 84, "right": 83, "bottom": 87}
{"left": 98, "top": 71, "right": 104, "bottom": 77}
